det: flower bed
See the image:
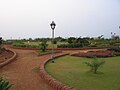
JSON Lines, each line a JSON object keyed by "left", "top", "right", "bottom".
{"left": 71, "top": 49, "right": 120, "bottom": 58}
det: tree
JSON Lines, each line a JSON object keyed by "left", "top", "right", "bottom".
{"left": 54, "top": 36, "right": 63, "bottom": 42}
{"left": 40, "top": 41, "right": 48, "bottom": 52}
{"left": 28, "top": 38, "right": 32, "bottom": 41}
{"left": 68, "top": 37, "right": 76, "bottom": 44}
{"left": 76, "top": 38, "right": 90, "bottom": 47}
{"left": 84, "top": 58, "right": 105, "bottom": 74}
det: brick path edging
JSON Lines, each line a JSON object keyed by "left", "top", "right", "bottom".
{"left": 39, "top": 53, "right": 76, "bottom": 90}
{"left": 0, "top": 49, "right": 17, "bottom": 68}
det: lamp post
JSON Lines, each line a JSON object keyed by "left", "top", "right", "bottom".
{"left": 50, "top": 21, "right": 56, "bottom": 62}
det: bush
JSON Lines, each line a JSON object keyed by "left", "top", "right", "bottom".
{"left": 39, "top": 41, "right": 48, "bottom": 52}
{"left": 84, "top": 57, "right": 105, "bottom": 74}
{"left": 0, "top": 77, "right": 13, "bottom": 90}
{"left": 113, "top": 43, "right": 120, "bottom": 46}
{"left": 57, "top": 43, "right": 82, "bottom": 48}
{"left": 97, "top": 44, "right": 110, "bottom": 46}
{"left": 108, "top": 48, "right": 120, "bottom": 52}
{"left": 12, "top": 42, "right": 39, "bottom": 48}
{"left": 88, "top": 44, "right": 97, "bottom": 47}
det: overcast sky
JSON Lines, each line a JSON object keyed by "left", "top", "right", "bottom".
{"left": 0, "top": 0, "right": 120, "bottom": 39}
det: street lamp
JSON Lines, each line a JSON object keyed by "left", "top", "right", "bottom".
{"left": 50, "top": 21, "right": 56, "bottom": 62}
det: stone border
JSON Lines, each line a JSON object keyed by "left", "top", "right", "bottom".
{"left": 0, "top": 49, "right": 17, "bottom": 68}
{"left": 39, "top": 53, "right": 76, "bottom": 90}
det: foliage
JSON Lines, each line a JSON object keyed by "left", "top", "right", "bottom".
{"left": 36, "top": 50, "right": 51, "bottom": 54}
{"left": 39, "top": 41, "right": 48, "bottom": 52}
{"left": 108, "top": 48, "right": 120, "bottom": 52}
{"left": 54, "top": 36, "right": 64, "bottom": 42}
{"left": 0, "top": 77, "right": 13, "bottom": 90}
{"left": 0, "top": 37, "right": 2, "bottom": 47}
{"left": 57, "top": 43, "right": 81, "bottom": 48}
{"left": 67, "top": 37, "right": 76, "bottom": 44}
{"left": 53, "top": 40, "right": 57, "bottom": 44}
{"left": 3, "top": 36, "right": 120, "bottom": 49}
{"left": 12, "top": 41, "right": 39, "bottom": 48}
{"left": 84, "top": 57, "right": 105, "bottom": 74}
{"left": 0, "top": 37, "right": 2, "bottom": 53}
{"left": 57, "top": 37, "right": 90, "bottom": 48}
{"left": 76, "top": 38, "right": 90, "bottom": 47}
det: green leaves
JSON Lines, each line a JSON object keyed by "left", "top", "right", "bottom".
{"left": 39, "top": 41, "right": 48, "bottom": 52}
{"left": 0, "top": 77, "right": 13, "bottom": 90}
{"left": 84, "top": 58, "right": 105, "bottom": 74}
{"left": 0, "top": 37, "right": 2, "bottom": 46}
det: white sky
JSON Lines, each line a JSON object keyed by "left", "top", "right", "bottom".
{"left": 0, "top": 0, "right": 120, "bottom": 39}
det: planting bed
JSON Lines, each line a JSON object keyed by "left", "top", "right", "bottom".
{"left": 71, "top": 48, "right": 120, "bottom": 58}
{"left": 0, "top": 49, "right": 14, "bottom": 63}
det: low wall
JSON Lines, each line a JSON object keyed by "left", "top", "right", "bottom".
{"left": 39, "top": 53, "right": 76, "bottom": 90}
{"left": 0, "top": 49, "right": 17, "bottom": 68}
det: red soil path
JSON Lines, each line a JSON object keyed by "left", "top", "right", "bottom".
{"left": 0, "top": 46, "right": 60, "bottom": 90}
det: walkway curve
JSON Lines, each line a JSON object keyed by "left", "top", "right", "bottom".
{"left": 0, "top": 45, "right": 57, "bottom": 90}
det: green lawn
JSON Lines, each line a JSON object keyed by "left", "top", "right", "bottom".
{"left": 45, "top": 56, "right": 120, "bottom": 90}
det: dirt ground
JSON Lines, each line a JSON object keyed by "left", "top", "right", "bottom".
{"left": 0, "top": 46, "right": 55, "bottom": 90}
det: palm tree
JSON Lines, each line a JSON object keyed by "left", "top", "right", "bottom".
{"left": 84, "top": 57, "right": 105, "bottom": 74}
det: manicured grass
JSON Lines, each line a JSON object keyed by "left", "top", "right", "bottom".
{"left": 45, "top": 56, "right": 120, "bottom": 90}
{"left": 36, "top": 50, "right": 51, "bottom": 54}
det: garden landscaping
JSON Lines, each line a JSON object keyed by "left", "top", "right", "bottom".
{"left": 71, "top": 48, "right": 120, "bottom": 58}
{"left": 1, "top": 39, "right": 120, "bottom": 90}
{"left": 45, "top": 55, "right": 120, "bottom": 90}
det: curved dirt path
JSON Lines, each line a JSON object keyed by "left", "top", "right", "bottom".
{"left": 0, "top": 46, "right": 57, "bottom": 90}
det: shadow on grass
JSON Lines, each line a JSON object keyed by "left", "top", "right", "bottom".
{"left": 85, "top": 71, "right": 105, "bottom": 77}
